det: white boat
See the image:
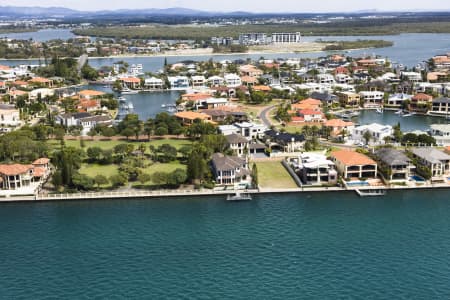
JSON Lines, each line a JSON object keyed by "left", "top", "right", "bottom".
{"left": 127, "top": 102, "right": 134, "bottom": 110}
{"left": 161, "top": 104, "right": 166, "bottom": 108}
{"left": 226, "top": 192, "right": 252, "bottom": 201}
{"left": 376, "top": 108, "right": 383, "bottom": 114}
{"left": 355, "top": 189, "right": 386, "bottom": 197}
{"left": 402, "top": 112, "right": 414, "bottom": 117}
{"left": 394, "top": 110, "right": 403, "bottom": 115}
{"left": 121, "top": 87, "right": 139, "bottom": 95}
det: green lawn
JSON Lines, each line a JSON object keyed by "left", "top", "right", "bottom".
{"left": 79, "top": 161, "right": 187, "bottom": 188}
{"left": 49, "top": 138, "right": 192, "bottom": 153}
{"left": 255, "top": 161, "right": 298, "bottom": 189}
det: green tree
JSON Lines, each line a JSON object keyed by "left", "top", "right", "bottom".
{"left": 94, "top": 174, "right": 109, "bottom": 188}
{"left": 138, "top": 173, "right": 152, "bottom": 185}
{"left": 251, "top": 163, "right": 258, "bottom": 188}
{"left": 363, "top": 130, "right": 372, "bottom": 145}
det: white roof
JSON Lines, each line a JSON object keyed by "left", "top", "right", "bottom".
{"left": 205, "top": 98, "right": 228, "bottom": 104}
{"left": 145, "top": 77, "right": 163, "bottom": 83}
{"left": 355, "top": 123, "right": 392, "bottom": 133}
{"left": 430, "top": 124, "right": 450, "bottom": 133}
{"left": 224, "top": 73, "right": 240, "bottom": 80}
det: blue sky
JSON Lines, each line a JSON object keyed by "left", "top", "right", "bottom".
{"left": 0, "top": 0, "right": 449, "bottom": 12}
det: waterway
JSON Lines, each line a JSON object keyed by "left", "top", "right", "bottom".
{"left": 1, "top": 190, "right": 450, "bottom": 298}
{"left": 78, "top": 84, "right": 180, "bottom": 120}
{"left": 1, "top": 32, "right": 449, "bottom": 69}
{"left": 357, "top": 110, "right": 449, "bottom": 131}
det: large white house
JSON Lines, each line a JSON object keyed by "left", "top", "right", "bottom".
{"left": 144, "top": 77, "right": 164, "bottom": 90}
{"left": 430, "top": 124, "right": 450, "bottom": 146}
{"left": 291, "top": 152, "right": 337, "bottom": 185}
{"left": 351, "top": 123, "right": 393, "bottom": 145}
{"left": 224, "top": 74, "right": 242, "bottom": 87}
{"left": 0, "top": 104, "right": 20, "bottom": 129}
{"left": 167, "top": 76, "right": 190, "bottom": 90}
{"left": 219, "top": 122, "right": 267, "bottom": 140}
{"left": 359, "top": 91, "right": 384, "bottom": 108}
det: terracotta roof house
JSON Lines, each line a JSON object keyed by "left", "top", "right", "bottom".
{"left": 241, "top": 76, "right": 258, "bottom": 87}
{"left": 174, "top": 111, "right": 212, "bottom": 125}
{"left": 252, "top": 85, "right": 272, "bottom": 92}
{"left": 297, "top": 109, "right": 326, "bottom": 123}
{"left": 28, "top": 77, "right": 53, "bottom": 87}
{"left": 324, "top": 119, "right": 355, "bottom": 136}
{"left": 0, "top": 164, "right": 34, "bottom": 190}
{"left": 410, "top": 93, "right": 433, "bottom": 113}
{"left": 239, "top": 64, "right": 263, "bottom": 77}
{"left": 330, "top": 150, "right": 378, "bottom": 179}
{"left": 119, "top": 77, "right": 141, "bottom": 89}
{"left": 78, "top": 90, "right": 106, "bottom": 100}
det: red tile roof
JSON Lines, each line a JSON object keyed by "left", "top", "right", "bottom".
{"left": 331, "top": 150, "right": 376, "bottom": 166}
{"left": 0, "top": 164, "right": 33, "bottom": 176}
{"left": 33, "top": 158, "right": 50, "bottom": 165}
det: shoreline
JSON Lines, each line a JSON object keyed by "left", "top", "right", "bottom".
{"left": 0, "top": 45, "right": 375, "bottom": 62}
{"left": 2, "top": 184, "right": 449, "bottom": 203}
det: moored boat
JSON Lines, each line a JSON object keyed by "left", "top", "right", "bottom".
{"left": 226, "top": 192, "right": 252, "bottom": 201}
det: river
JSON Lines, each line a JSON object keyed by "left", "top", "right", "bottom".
{"left": 1, "top": 31, "right": 449, "bottom": 69}
{"left": 1, "top": 190, "right": 450, "bottom": 298}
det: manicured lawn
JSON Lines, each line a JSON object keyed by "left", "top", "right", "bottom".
{"left": 79, "top": 161, "right": 187, "bottom": 188}
{"left": 49, "top": 138, "right": 192, "bottom": 153}
{"left": 255, "top": 161, "right": 298, "bottom": 189}
{"left": 79, "top": 164, "right": 119, "bottom": 178}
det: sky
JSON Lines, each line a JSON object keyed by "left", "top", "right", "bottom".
{"left": 0, "top": 0, "right": 449, "bottom": 13}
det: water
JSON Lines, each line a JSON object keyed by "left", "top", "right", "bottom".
{"left": 357, "top": 110, "right": 448, "bottom": 131}
{"left": 77, "top": 84, "right": 180, "bottom": 120}
{"left": 0, "top": 28, "right": 76, "bottom": 42}
{"left": 1, "top": 33, "right": 449, "bottom": 69}
{"left": 1, "top": 190, "right": 450, "bottom": 298}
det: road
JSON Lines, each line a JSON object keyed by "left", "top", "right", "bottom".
{"left": 258, "top": 105, "right": 278, "bottom": 127}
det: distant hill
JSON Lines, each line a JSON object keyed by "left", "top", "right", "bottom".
{"left": 0, "top": 6, "right": 235, "bottom": 17}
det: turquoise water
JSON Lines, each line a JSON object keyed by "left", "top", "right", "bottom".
{"left": 1, "top": 190, "right": 450, "bottom": 298}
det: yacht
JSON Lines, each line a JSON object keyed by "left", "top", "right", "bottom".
{"left": 402, "top": 112, "right": 416, "bottom": 117}
{"left": 121, "top": 87, "right": 139, "bottom": 95}
{"left": 226, "top": 192, "right": 252, "bottom": 201}
{"left": 376, "top": 108, "right": 383, "bottom": 114}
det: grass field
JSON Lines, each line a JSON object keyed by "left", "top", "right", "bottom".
{"left": 79, "top": 161, "right": 187, "bottom": 188}
{"left": 255, "top": 161, "right": 298, "bottom": 189}
{"left": 50, "top": 138, "right": 192, "bottom": 153}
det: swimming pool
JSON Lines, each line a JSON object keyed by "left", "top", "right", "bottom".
{"left": 346, "top": 181, "right": 370, "bottom": 187}
{"left": 410, "top": 175, "right": 425, "bottom": 182}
